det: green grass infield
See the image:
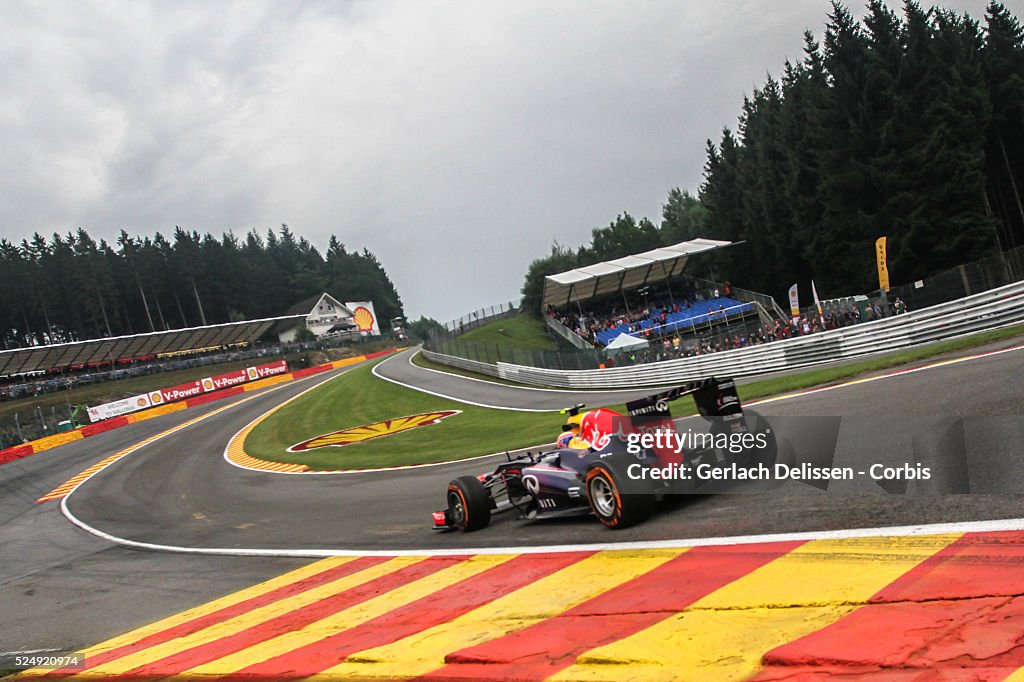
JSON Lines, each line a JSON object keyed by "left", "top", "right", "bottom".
{"left": 243, "top": 361, "right": 585, "bottom": 470}
{"left": 245, "top": 323, "right": 1024, "bottom": 470}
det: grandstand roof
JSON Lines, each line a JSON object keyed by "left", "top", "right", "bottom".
{"left": 542, "top": 238, "right": 735, "bottom": 307}
{"left": 0, "top": 315, "right": 306, "bottom": 376}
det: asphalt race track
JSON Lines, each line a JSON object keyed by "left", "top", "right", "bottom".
{"left": 63, "top": 344, "right": 1024, "bottom": 552}
{"left": 2, "top": 341, "right": 1023, "bottom": 656}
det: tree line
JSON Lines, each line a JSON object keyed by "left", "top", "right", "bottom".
{"left": 0, "top": 225, "right": 405, "bottom": 350}
{"left": 522, "top": 1, "right": 1024, "bottom": 312}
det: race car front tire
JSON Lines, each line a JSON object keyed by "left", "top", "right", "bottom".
{"left": 585, "top": 454, "right": 655, "bottom": 529}
{"left": 447, "top": 475, "right": 491, "bottom": 532}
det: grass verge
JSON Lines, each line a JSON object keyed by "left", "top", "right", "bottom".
{"left": 244, "top": 361, "right": 571, "bottom": 470}
{"left": 422, "top": 322, "right": 1024, "bottom": 398}
{"left": 246, "top": 323, "right": 1024, "bottom": 470}
{"left": 449, "top": 312, "right": 557, "bottom": 351}
{"left": 735, "top": 322, "right": 1024, "bottom": 404}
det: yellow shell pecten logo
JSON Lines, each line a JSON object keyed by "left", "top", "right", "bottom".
{"left": 287, "top": 411, "right": 460, "bottom": 452}
{"left": 352, "top": 306, "right": 375, "bottom": 332}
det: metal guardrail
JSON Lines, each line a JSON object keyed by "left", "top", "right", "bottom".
{"left": 422, "top": 280, "right": 1024, "bottom": 388}
{"left": 544, "top": 315, "right": 593, "bottom": 350}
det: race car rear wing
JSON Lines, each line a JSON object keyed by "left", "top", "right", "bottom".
{"left": 625, "top": 377, "right": 743, "bottom": 423}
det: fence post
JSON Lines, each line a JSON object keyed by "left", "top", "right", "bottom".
{"left": 959, "top": 265, "right": 972, "bottom": 297}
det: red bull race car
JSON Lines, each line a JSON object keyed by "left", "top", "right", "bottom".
{"left": 432, "top": 377, "right": 778, "bottom": 531}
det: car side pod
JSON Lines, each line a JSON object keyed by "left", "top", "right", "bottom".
{"left": 585, "top": 453, "right": 655, "bottom": 529}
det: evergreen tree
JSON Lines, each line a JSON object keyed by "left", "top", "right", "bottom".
{"left": 983, "top": 1, "right": 1024, "bottom": 250}
{"left": 0, "top": 226, "right": 406, "bottom": 347}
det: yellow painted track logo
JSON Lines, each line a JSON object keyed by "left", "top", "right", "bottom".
{"left": 287, "top": 411, "right": 461, "bottom": 452}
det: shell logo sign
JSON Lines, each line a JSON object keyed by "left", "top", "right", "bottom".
{"left": 352, "top": 306, "right": 375, "bottom": 332}
{"left": 149, "top": 391, "right": 164, "bottom": 405}
{"left": 246, "top": 367, "right": 259, "bottom": 381}
{"left": 202, "top": 378, "right": 215, "bottom": 392}
{"left": 287, "top": 411, "right": 461, "bottom": 452}
{"left": 344, "top": 301, "right": 380, "bottom": 335}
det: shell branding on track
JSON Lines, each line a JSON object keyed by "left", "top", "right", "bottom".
{"left": 16, "top": 531, "right": 1024, "bottom": 680}
{"left": 288, "top": 410, "right": 461, "bottom": 452}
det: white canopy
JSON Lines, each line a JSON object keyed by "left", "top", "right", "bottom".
{"left": 542, "top": 238, "right": 734, "bottom": 307}
{"left": 604, "top": 333, "right": 649, "bottom": 352}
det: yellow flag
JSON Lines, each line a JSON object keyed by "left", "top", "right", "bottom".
{"left": 876, "top": 236, "right": 890, "bottom": 292}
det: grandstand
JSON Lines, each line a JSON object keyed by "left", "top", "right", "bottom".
{"left": 591, "top": 298, "right": 756, "bottom": 346}
{"left": 541, "top": 238, "right": 783, "bottom": 348}
{"left": 0, "top": 315, "right": 305, "bottom": 378}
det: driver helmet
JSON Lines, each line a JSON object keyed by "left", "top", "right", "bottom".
{"left": 557, "top": 413, "right": 583, "bottom": 448}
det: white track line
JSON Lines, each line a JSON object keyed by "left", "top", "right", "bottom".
{"left": 746, "top": 341, "right": 1024, "bottom": 407}
{"left": 59, "top": 495, "right": 1024, "bottom": 557}
{"left": 228, "top": 341, "right": 1024, "bottom": 477}
{"left": 371, "top": 353, "right": 553, "bottom": 411}
{"left": 406, "top": 348, "right": 676, "bottom": 394}
{"left": 397, "top": 341, "right": 1024, "bottom": 411}
{"left": 61, "top": 338, "right": 1024, "bottom": 557}
{"left": 223, "top": 358, "right": 558, "bottom": 475}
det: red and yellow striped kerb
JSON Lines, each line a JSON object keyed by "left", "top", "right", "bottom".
{"left": 16, "top": 530, "right": 1024, "bottom": 680}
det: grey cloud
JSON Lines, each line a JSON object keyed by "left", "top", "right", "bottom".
{"left": 0, "top": 0, "right": 1015, "bottom": 321}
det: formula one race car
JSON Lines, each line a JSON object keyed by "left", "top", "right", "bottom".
{"left": 432, "top": 377, "right": 778, "bottom": 531}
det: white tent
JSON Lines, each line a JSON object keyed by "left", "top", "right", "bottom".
{"left": 604, "top": 333, "right": 649, "bottom": 352}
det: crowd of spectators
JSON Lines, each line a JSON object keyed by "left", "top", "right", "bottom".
{"left": 546, "top": 279, "right": 746, "bottom": 346}
{"left": 600, "top": 296, "right": 909, "bottom": 367}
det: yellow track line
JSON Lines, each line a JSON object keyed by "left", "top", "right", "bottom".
{"left": 1004, "top": 666, "right": 1024, "bottom": 681}
{"left": 314, "top": 549, "right": 685, "bottom": 680}
{"left": 14, "top": 556, "right": 357, "bottom": 678}
{"left": 64, "top": 557, "right": 429, "bottom": 677}
{"left": 180, "top": 555, "right": 518, "bottom": 677}
{"left": 551, "top": 535, "right": 962, "bottom": 681}
{"left": 37, "top": 395, "right": 265, "bottom": 502}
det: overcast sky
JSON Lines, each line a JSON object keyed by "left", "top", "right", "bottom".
{"left": 1, "top": 0, "right": 1016, "bottom": 322}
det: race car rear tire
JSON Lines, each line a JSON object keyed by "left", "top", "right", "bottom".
{"left": 447, "top": 476, "right": 491, "bottom": 532}
{"left": 585, "top": 455, "right": 654, "bottom": 529}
